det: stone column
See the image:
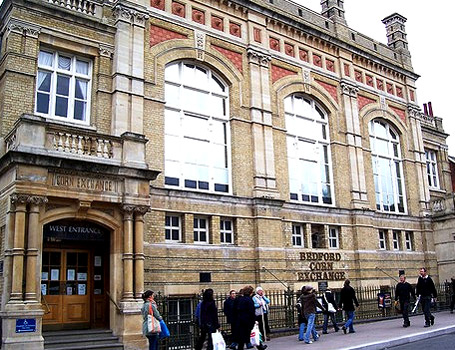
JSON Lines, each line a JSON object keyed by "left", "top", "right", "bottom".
{"left": 247, "top": 47, "right": 279, "bottom": 199}
{"left": 408, "top": 105, "right": 430, "bottom": 214}
{"left": 25, "top": 196, "right": 47, "bottom": 302}
{"left": 134, "top": 206, "right": 148, "bottom": 299}
{"left": 122, "top": 206, "right": 135, "bottom": 301}
{"left": 340, "top": 81, "right": 369, "bottom": 208}
{"left": 9, "top": 194, "right": 29, "bottom": 302}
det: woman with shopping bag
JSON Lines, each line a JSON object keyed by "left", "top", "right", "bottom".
{"left": 234, "top": 286, "right": 267, "bottom": 350}
{"left": 195, "top": 288, "right": 220, "bottom": 350}
{"left": 141, "top": 290, "right": 163, "bottom": 350}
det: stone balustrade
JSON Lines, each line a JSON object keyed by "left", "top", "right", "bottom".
{"left": 51, "top": 131, "right": 113, "bottom": 159}
{"left": 46, "top": 0, "right": 103, "bottom": 17}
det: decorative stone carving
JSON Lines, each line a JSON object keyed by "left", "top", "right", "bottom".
{"left": 28, "top": 196, "right": 48, "bottom": 206}
{"left": 99, "top": 45, "right": 114, "bottom": 58}
{"left": 269, "top": 37, "right": 280, "bottom": 51}
{"left": 253, "top": 28, "right": 261, "bottom": 43}
{"left": 343, "top": 63, "right": 350, "bottom": 77}
{"left": 194, "top": 31, "right": 205, "bottom": 60}
{"left": 192, "top": 8, "right": 205, "bottom": 24}
{"left": 113, "top": 5, "right": 149, "bottom": 26}
{"left": 366, "top": 74, "right": 374, "bottom": 87}
{"left": 10, "top": 194, "right": 30, "bottom": 205}
{"left": 376, "top": 79, "right": 384, "bottom": 91}
{"left": 229, "top": 22, "right": 241, "bottom": 38}
{"left": 284, "top": 43, "right": 294, "bottom": 57}
{"left": 211, "top": 15, "right": 224, "bottom": 31}
{"left": 172, "top": 1, "right": 185, "bottom": 18}
{"left": 313, "top": 54, "right": 322, "bottom": 67}
{"left": 299, "top": 49, "right": 309, "bottom": 62}
{"left": 150, "top": 0, "right": 165, "bottom": 10}
{"left": 386, "top": 82, "right": 394, "bottom": 95}
{"left": 354, "top": 70, "right": 363, "bottom": 83}
{"left": 326, "top": 59, "right": 335, "bottom": 72}
{"left": 340, "top": 82, "right": 358, "bottom": 98}
{"left": 134, "top": 206, "right": 150, "bottom": 215}
{"left": 6, "top": 19, "right": 41, "bottom": 38}
{"left": 380, "top": 96, "right": 387, "bottom": 110}
{"left": 247, "top": 48, "right": 271, "bottom": 67}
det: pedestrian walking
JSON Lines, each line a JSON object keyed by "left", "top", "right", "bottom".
{"left": 195, "top": 288, "right": 220, "bottom": 350}
{"left": 450, "top": 277, "right": 455, "bottom": 314}
{"left": 224, "top": 289, "right": 238, "bottom": 349}
{"left": 415, "top": 267, "right": 437, "bottom": 327}
{"left": 141, "top": 290, "right": 163, "bottom": 350}
{"left": 234, "top": 286, "right": 267, "bottom": 350}
{"left": 295, "top": 292, "right": 308, "bottom": 341}
{"left": 252, "top": 287, "right": 271, "bottom": 341}
{"left": 394, "top": 274, "right": 415, "bottom": 327}
{"left": 340, "top": 279, "right": 359, "bottom": 334}
{"left": 321, "top": 288, "right": 339, "bottom": 334}
{"left": 298, "top": 285, "right": 323, "bottom": 344}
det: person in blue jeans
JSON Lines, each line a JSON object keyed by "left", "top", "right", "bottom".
{"left": 141, "top": 290, "right": 163, "bottom": 350}
{"left": 298, "top": 285, "right": 324, "bottom": 344}
{"left": 295, "top": 295, "right": 307, "bottom": 341}
{"left": 340, "top": 279, "right": 359, "bottom": 334}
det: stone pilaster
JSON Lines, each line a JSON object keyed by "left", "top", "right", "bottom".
{"left": 247, "top": 47, "right": 279, "bottom": 199}
{"left": 122, "top": 205, "right": 135, "bottom": 301}
{"left": 25, "top": 196, "right": 48, "bottom": 303}
{"left": 340, "top": 81, "right": 368, "bottom": 208}
{"left": 133, "top": 206, "right": 149, "bottom": 299}
{"left": 112, "top": 4, "right": 149, "bottom": 136}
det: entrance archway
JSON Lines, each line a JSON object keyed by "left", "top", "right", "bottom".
{"left": 41, "top": 219, "right": 110, "bottom": 330}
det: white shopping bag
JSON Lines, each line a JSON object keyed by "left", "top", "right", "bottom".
{"left": 211, "top": 330, "right": 226, "bottom": 350}
{"left": 250, "top": 322, "right": 261, "bottom": 347}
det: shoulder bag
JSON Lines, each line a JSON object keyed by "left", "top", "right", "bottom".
{"left": 147, "top": 302, "right": 162, "bottom": 334}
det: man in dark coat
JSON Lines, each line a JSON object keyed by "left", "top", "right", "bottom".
{"left": 416, "top": 267, "right": 437, "bottom": 327}
{"left": 224, "top": 290, "right": 238, "bottom": 349}
{"left": 394, "top": 274, "right": 415, "bottom": 327}
{"left": 339, "top": 279, "right": 359, "bottom": 334}
{"left": 450, "top": 277, "right": 455, "bottom": 314}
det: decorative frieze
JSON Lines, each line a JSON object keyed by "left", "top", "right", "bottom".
{"left": 340, "top": 81, "right": 358, "bottom": 98}
{"left": 6, "top": 19, "right": 40, "bottom": 38}
{"left": 99, "top": 45, "right": 114, "bottom": 58}
{"left": 113, "top": 5, "right": 149, "bottom": 27}
{"left": 247, "top": 48, "right": 271, "bottom": 67}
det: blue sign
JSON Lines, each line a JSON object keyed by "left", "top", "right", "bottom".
{"left": 15, "top": 319, "right": 36, "bottom": 333}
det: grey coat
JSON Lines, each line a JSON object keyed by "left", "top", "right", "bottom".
{"left": 141, "top": 300, "right": 163, "bottom": 336}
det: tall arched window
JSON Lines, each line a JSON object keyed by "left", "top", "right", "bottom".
{"left": 285, "top": 94, "right": 333, "bottom": 204}
{"left": 369, "top": 119, "right": 406, "bottom": 213}
{"left": 164, "top": 62, "right": 231, "bottom": 193}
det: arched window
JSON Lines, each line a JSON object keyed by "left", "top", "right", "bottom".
{"left": 164, "top": 62, "right": 230, "bottom": 193}
{"left": 285, "top": 94, "right": 333, "bottom": 204}
{"left": 369, "top": 119, "right": 406, "bottom": 213}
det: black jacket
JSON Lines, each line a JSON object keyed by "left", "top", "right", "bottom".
{"left": 223, "top": 297, "right": 236, "bottom": 324}
{"left": 395, "top": 281, "right": 415, "bottom": 302}
{"left": 234, "top": 296, "right": 256, "bottom": 344}
{"left": 340, "top": 285, "right": 359, "bottom": 311}
{"left": 416, "top": 275, "right": 437, "bottom": 298}
{"left": 200, "top": 300, "right": 220, "bottom": 331}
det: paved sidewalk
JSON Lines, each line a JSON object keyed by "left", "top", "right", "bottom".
{"left": 267, "top": 311, "right": 455, "bottom": 350}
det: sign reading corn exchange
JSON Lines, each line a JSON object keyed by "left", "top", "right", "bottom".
{"left": 298, "top": 252, "right": 346, "bottom": 281}
{"left": 51, "top": 172, "right": 119, "bottom": 193}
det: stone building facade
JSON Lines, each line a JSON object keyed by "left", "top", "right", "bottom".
{"left": 0, "top": 0, "right": 453, "bottom": 348}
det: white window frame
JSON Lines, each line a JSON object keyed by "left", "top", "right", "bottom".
{"left": 220, "top": 218, "right": 234, "bottom": 244}
{"left": 369, "top": 120, "right": 407, "bottom": 214}
{"left": 379, "top": 230, "right": 387, "bottom": 250}
{"left": 328, "top": 226, "right": 339, "bottom": 249}
{"left": 425, "top": 150, "right": 440, "bottom": 189}
{"left": 285, "top": 94, "right": 334, "bottom": 206}
{"left": 165, "top": 215, "right": 182, "bottom": 242}
{"left": 193, "top": 217, "right": 209, "bottom": 244}
{"left": 405, "top": 231, "right": 413, "bottom": 251}
{"left": 35, "top": 49, "right": 92, "bottom": 124}
{"left": 292, "top": 223, "right": 305, "bottom": 247}
{"left": 392, "top": 230, "right": 400, "bottom": 250}
{"left": 164, "top": 62, "right": 231, "bottom": 194}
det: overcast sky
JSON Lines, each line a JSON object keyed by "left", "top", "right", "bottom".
{"left": 296, "top": 0, "right": 454, "bottom": 155}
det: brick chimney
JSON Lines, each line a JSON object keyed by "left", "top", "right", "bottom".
{"left": 382, "top": 13, "right": 409, "bottom": 53}
{"left": 321, "top": 0, "right": 347, "bottom": 25}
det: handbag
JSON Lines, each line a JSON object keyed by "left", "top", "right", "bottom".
{"left": 250, "top": 322, "right": 261, "bottom": 347}
{"left": 211, "top": 330, "right": 226, "bottom": 350}
{"left": 324, "top": 293, "right": 336, "bottom": 313}
{"left": 159, "top": 319, "right": 170, "bottom": 339}
{"left": 147, "top": 302, "right": 161, "bottom": 334}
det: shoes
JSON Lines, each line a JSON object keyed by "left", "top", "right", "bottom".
{"left": 334, "top": 328, "right": 340, "bottom": 332}
{"left": 424, "top": 323, "right": 430, "bottom": 328}
{"left": 403, "top": 323, "right": 410, "bottom": 328}
{"left": 342, "top": 326, "right": 347, "bottom": 334}
{"left": 313, "top": 335, "right": 319, "bottom": 341}
{"left": 451, "top": 310, "right": 454, "bottom": 314}
{"left": 322, "top": 331, "right": 328, "bottom": 334}
{"left": 430, "top": 316, "right": 435, "bottom": 326}
{"left": 246, "top": 345, "right": 254, "bottom": 349}
{"left": 349, "top": 330, "right": 356, "bottom": 334}
{"left": 266, "top": 337, "right": 271, "bottom": 341}
{"left": 304, "top": 341, "right": 313, "bottom": 344}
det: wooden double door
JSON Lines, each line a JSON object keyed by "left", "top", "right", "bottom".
{"left": 41, "top": 247, "right": 109, "bottom": 330}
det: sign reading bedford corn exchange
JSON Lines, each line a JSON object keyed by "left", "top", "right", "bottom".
{"left": 298, "top": 252, "right": 346, "bottom": 282}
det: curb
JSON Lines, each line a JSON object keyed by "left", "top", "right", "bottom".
{"left": 337, "top": 325, "right": 455, "bottom": 350}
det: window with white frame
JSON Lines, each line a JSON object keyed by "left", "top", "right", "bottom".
{"left": 328, "top": 226, "right": 339, "bottom": 249}
{"left": 405, "top": 231, "right": 414, "bottom": 251}
{"left": 36, "top": 50, "right": 91, "bottom": 123}
{"left": 378, "top": 230, "right": 387, "bottom": 250}
{"left": 285, "top": 95, "right": 333, "bottom": 205}
{"left": 292, "top": 223, "right": 305, "bottom": 247}
{"left": 369, "top": 120, "right": 406, "bottom": 213}
{"left": 425, "top": 150, "right": 440, "bottom": 189}
{"left": 165, "top": 215, "right": 181, "bottom": 242}
{"left": 392, "top": 230, "right": 400, "bottom": 250}
{"left": 220, "top": 218, "right": 234, "bottom": 244}
{"left": 193, "top": 217, "right": 209, "bottom": 243}
{"left": 164, "top": 62, "right": 230, "bottom": 193}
